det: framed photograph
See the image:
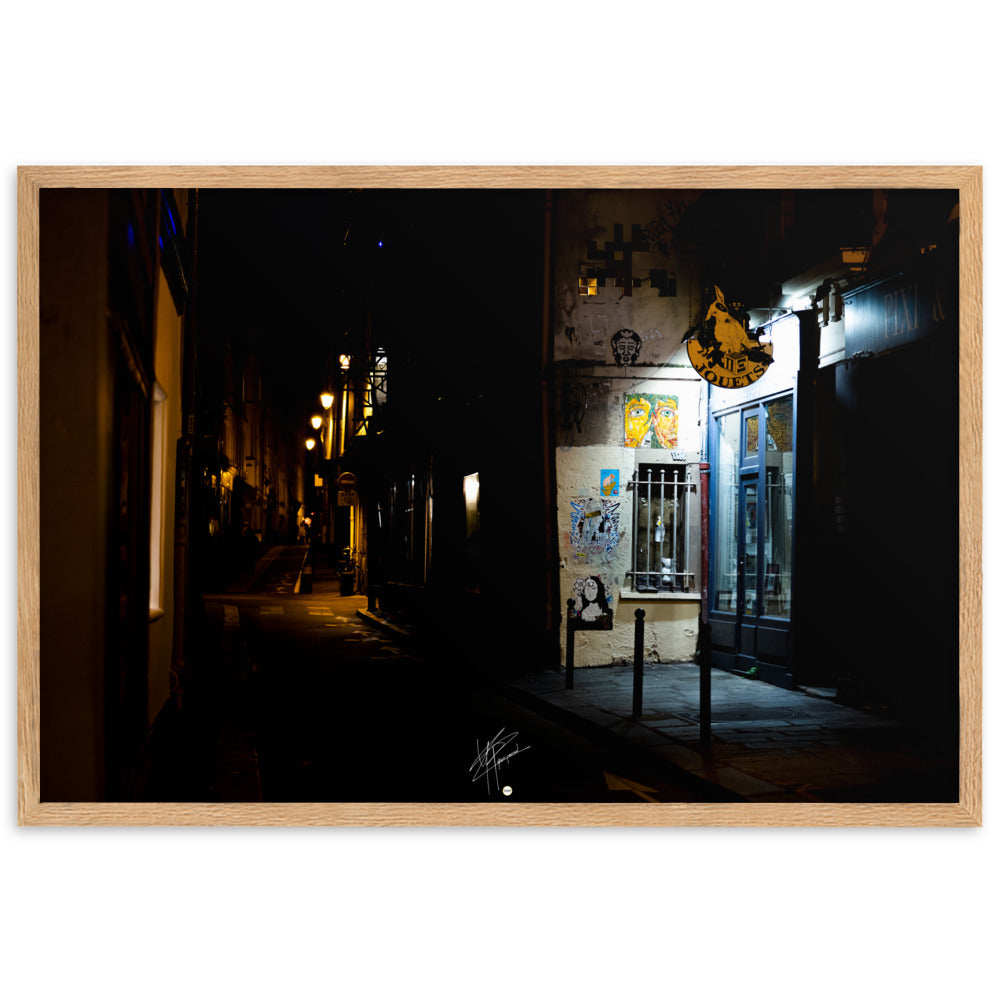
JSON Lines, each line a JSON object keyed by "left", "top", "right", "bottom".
{"left": 17, "top": 165, "right": 981, "bottom": 826}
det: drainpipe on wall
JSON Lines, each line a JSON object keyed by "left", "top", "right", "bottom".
{"left": 698, "top": 459, "right": 712, "bottom": 746}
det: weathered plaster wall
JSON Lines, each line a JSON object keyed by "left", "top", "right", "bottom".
{"left": 556, "top": 435, "right": 702, "bottom": 667}
{"left": 616, "top": 596, "right": 700, "bottom": 660}
{"left": 554, "top": 190, "right": 702, "bottom": 367}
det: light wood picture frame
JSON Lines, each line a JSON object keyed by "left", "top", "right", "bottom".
{"left": 17, "top": 165, "right": 982, "bottom": 827}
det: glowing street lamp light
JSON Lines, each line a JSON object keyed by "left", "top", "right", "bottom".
{"left": 305, "top": 438, "right": 316, "bottom": 451}
{"left": 310, "top": 415, "right": 323, "bottom": 429}
{"left": 320, "top": 392, "right": 334, "bottom": 410}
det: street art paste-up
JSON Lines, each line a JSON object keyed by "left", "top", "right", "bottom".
{"left": 570, "top": 575, "right": 614, "bottom": 629}
{"left": 624, "top": 395, "right": 652, "bottom": 447}
{"left": 651, "top": 395, "right": 679, "bottom": 449}
{"left": 624, "top": 393, "right": 679, "bottom": 449}
{"left": 685, "top": 285, "right": 774, "bottom": 389}
{"left": 600, "top": 469, "right": 620, "bottom": 496}
{"left": 569, "top": 497, "right": 622, "bottom": 563}
{"left": 610, "top": 328, "right": 642, "bottom": 366}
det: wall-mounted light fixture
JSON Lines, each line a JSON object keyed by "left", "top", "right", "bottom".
{"left": 305, "top": 438, "right": 316, "bottom": 451}
{"left": 339, "top": 354, "right": 351, "bottom": 371}
{"left": 311, "top": 415, "right": 323, "bottom": 429}
{"left": 320, "top": 392, "right": 334, "bottom": 410}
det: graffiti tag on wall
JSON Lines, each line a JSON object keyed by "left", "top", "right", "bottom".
{"left": 569, "top": 497, "right": 621, "bottom": 563}
{"left": 640, "top": 198, "right": 694, "bottom": 256}
{"left": 624, "top": 393, "right": 679, "bottom": 449}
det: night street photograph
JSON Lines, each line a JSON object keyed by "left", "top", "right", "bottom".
{"left": 29, "top": 174, "right": 970, "bottom": 810}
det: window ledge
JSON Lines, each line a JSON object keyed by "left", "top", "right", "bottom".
{"left": 618, "top": 589, "right": 699, "bottom": 602}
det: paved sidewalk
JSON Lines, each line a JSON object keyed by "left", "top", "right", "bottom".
{"left": 354, "top": 609, "right": 958, "bottom": 802}
{"left": 502, "top": 663, "right": 958, "bottom": 803}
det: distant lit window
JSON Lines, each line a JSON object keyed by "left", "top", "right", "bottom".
{"left": 578, "top": 277, "right": 598, "bottom": 296}
{"left": 840, "top": 246, "right": 870, "bottom": 271}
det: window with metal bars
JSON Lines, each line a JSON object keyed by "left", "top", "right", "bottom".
{"left": 628, "top": 464, "right": 696, "bottom": 592}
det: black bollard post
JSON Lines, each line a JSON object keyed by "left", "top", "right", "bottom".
{"left": 698, "top": 620, "right": 712, "bottom": 747}
{"left": 632, "top": 608, "right": 645, "bottom": 718}
{"left": 565, "top": 599, "right": 575, "bottom": 690}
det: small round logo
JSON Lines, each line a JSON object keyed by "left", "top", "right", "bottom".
{"left": 502, "top": 785, "right": 513, "bottom": 797}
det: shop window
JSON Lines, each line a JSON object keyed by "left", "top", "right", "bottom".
{"left": 713, "top": 412, "right": 740, "bottom": 612}
{"left": 711, "top": 395, "right": 794, "bottom": 618}
{"left": 627, "top": 464, "right": 696, "bottom": 592}
{"left": 762, "top": 397, "right": 794, "bottom": 619}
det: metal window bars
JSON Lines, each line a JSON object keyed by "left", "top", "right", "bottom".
{"left": 628, "top": 465, "right": 697, "bottom": 593}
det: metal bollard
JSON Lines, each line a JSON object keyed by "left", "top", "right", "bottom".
{"left": 698, "top": 620, "right": 712, "bottom": 746}
{"left": 632, "top": 608, "right": 645, "bottom": 718}
{"left": 565, "top": 599, "right": 575, "bottom": 689}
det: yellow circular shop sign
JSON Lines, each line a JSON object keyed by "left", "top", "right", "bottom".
{"left": 686, "top": 286, "right": 774, "bottom": 389}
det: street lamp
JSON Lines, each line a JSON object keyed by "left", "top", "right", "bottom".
{"left": 311, "top": 415, "right": 323, "bottom": 430}
{"left": 320, "top": 392, "right": 334, "bottom": 410}
{"left": 305, "top": 438, "right": 316, "bottom": 451}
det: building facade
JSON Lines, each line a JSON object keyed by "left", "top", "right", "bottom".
{"left": 40, "top": 188, "right": 194, "bottom": 800}
{"left": 550, "top": 187, "right": 960, "bottom": 729}
{"left": 551, "top": 190, "right": 708, "bottom": 667}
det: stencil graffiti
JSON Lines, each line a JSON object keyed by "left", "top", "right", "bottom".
{"left": 610, "top": 328, "right": 642, "bottom": 367}
{"left": 569, "top": 497, "right": 622, "bottom": 563}
{"left": 624, "top": 393, "right": 679, "bottom": 449}
{"left": 570, "top": 575, "right": 614, "bottom": 629}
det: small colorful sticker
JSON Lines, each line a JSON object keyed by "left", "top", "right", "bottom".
{"left": 600, "top": 469, "right": 620, "bottom": 496}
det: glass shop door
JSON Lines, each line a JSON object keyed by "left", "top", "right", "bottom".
{"left": 710, "top": 396, "right": 794, "bottom": 680}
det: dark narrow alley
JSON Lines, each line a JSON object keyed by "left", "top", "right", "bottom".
{"left": 146, "top": 545, "right": 733, "bottom": 803}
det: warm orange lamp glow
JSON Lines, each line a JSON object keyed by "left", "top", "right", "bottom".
{"left": 305, "top": 438, "right": 316, "bottom": 451}
{"left": 320, "top": 392, "right": 334, "bottom": 410}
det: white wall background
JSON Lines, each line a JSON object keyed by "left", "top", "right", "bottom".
{"left": 3, "top": 5, "right": 996, "bottom": 999}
